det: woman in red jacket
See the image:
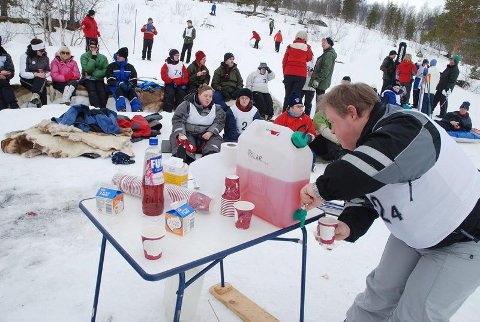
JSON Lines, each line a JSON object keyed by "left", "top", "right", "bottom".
{"left": 81, "top": 10, "right": 100, "bottom": 52}
{"left": 395, "top": 53, "right": 417, "bottom": 105}
{"left": 282, "top": 31, "right": 313, "bottom": 111}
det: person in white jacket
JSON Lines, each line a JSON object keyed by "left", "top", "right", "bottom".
{"left": 245, "top": 62, "right": 275, "bottom": 120}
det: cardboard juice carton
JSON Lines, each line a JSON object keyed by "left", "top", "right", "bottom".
{"left": 163, "top": 157, "right": 189, "bottom": 188}
{"left": 165, "top": 201, "right": 195, "bottom": 236}
{"left": 96, "top": 187, "right": 124, "bottom": 215}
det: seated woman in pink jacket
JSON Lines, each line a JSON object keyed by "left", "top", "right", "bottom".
{"left": 50, "top": 46, "right": 81, "bottom": 105}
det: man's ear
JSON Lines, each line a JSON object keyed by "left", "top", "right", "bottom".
{"left": 346, "top": 105, "right": 359, "bottom": 119}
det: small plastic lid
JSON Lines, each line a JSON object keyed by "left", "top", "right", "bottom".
{"left": 149, "top": 137, "right": 159, "bottom": 146}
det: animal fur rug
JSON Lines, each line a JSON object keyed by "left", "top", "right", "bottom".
{"left": 1, "top": 120, "right": 134, "bottom": 158}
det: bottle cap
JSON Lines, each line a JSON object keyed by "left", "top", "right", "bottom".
{"left": 149, "top": 137, "right": 159, "bottom": 146}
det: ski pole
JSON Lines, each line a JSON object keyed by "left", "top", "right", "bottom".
{"left": 133, "top": 9, "right": 137, "bottom": 54}
{"left": 117, "top": 3, "right": 120, "bottom": 48}
{"left": 99, "top": 37, "right": 112, "bottom": 57}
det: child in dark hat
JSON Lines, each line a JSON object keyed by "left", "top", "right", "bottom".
{"left": 223, "top": 88, "right": 262, "bottom": 142}
{"left": 161, "top": 48, "right": 188, "bottom": 112}
{"left": 211, "top": 52, "right": 244, "bottom": 111}
{"left": 274, "top": 92, "right": 316, "bottom": 139}
{"left": 105, "top": 47, "right": 143, "bottom": 112}
{"left": 435, "top": 101, "right": 472, "bottom": 132}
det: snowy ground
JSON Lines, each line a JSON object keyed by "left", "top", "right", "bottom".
{"left": 1, "top": 0, "right": 479, "bottom": 321}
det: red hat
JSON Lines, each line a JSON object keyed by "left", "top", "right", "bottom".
{"left": 195, "top": 50, "right": 206, "bottom": 64}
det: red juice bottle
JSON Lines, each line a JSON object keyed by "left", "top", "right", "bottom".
{"left": 142, "top": 137, "right": 164, "bottom": 216}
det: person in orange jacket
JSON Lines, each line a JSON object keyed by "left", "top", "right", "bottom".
{"left": 274, "top": 30, "right": 283, "bottom": 53}
{"left": 140, "top": 18, "right": 158, "bottom": 61}
{"left": 251, "top": 31, "right": 261, "bottom": 49}
{"left": 81, "top": 9, "right": 100, "bottom": 52}
{"left": 161, "top": 49, "right": 189, "bottom": 112}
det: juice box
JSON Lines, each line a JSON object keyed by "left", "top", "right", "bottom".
{"left": 96, "top": 187, "right": 124, "bottom": 215}
{"left": 165, "top": 201, "right": 195, "bottom": 236}
{"left": 163, "top": 157, "right": 189, "bottom": 188}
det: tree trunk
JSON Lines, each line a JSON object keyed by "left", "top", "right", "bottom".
{"left": 1, "top": 0, "right": 8, "bottom": 17}
{"left": 69, "top": 0, "right": 75, "bottom": 23}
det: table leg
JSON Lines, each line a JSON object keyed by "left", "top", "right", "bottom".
{"left": 173, "top": 272, "right": 186, "bottom": 322}
{"left": 91, "top": 236, "right": 107, "bottom": 322}
{"left": 300, "top": 227, "right": 307, "bottom": 322}
{"left": 220, "top": 259, "right": 225, "bottom": 287}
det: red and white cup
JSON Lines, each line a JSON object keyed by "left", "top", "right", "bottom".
{"left": 233, "top": 201, "right": 254, "bottom": 230}
{"left": 141, "top": 226, "right": 165, "bottom": 260}
{"left": 317, "top": 216, "right": 339, "bottom": 245}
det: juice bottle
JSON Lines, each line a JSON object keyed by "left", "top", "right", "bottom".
{"left": 142, "top": 137, "right": 164, "bottom": 216}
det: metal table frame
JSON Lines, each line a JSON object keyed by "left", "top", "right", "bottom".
{"left": 80, "top": 197, "right": 322, "bottom": 322}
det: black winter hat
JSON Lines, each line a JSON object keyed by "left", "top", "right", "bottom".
{"left": 117, "top": 47, "right": 128, "bottom": 58}
{"left": 461, "top": 101, "right": 470, "bottom": 110}
{"left": 169, "top": 49, "right": 179, "bottom": 59}
{"left": 389, "top": 50, "right": 397, "bottom": 56}
{"left": 88, "top": 9, "right": 95, "bottom": 17}
{"left": 325, "top": 37, "right": 334, "bottom": 47}
{"left": 237, "top": 88, "right": 252, "bottom": 99}
{"left": 224, "top": 52, "right": 234, "bottom": 62}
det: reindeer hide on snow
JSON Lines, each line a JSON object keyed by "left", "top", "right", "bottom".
{"left": 1, "top": 120, "right": 134, "bottom": 158}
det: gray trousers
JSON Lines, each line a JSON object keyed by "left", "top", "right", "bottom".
{"left": 346, "top": 235, "right": 480, "bottom": 322}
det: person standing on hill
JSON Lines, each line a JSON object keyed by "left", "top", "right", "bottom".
{"left": 80, "top": 40, "right": 108, "bottom": 109}
{"left": 380, "top": 50, "right": 397, "bottom": 93}
{"left": 140, "top": 18, "right": 158, "bottom": 61}
{"left": 274, "top": 30, "right": 283, "bottom": 53}
{"left": 412, "top": 58, "right": 429, "bottom": 110}
{"left": 180, "top": 20, "right": 196, "bottom": 64}
{"left": 251, "top": 31, "right": 261, "bottom": 49}
{"left": 395, "top": 53, "right": 417, "bottom": 105}
{"left": 187, "top": 50, "right": 210, "bottom": 93}
{"left": 431, "top": 55, "right": 460, "bottom": 118}
{"left": 81, "top": 9, "right": 100, "bottom": 52}
{"left": 211, "top": 3, "right": 217, "bottom": 16}
{"left": 282, "top": 31, "right": 313, "bottom": 111}
{"left": 0, "top": 36, "right": 19, "bottom": 109}
{"left": 309, "top": 37, "right": 336, "bottom": 105}
{"left": 269, "top": 19, "right": 275, "bottom": 36}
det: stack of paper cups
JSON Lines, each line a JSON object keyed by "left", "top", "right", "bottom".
{"left": 112, "top": 173, "right": 143, "bottom": 198}
{"left": 220, "top": 197, "right": 239, "bottom": 217}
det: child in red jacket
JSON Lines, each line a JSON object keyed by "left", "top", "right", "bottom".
{"left": 274, "top": 91, "right": 317, "bottom": 169}
{"left": 161, "top": 49, "right": 189, "bottom": 112}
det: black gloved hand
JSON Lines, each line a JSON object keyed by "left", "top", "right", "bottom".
{"left": 231, "top": 89, "right": 240, "bottom": 99}
{"left": 111, "top": 151, "right": 135, "bottom": 165}
{"left": 221, "top": 90, "right": 231, "bottom": 100}
{"left": 266, "top": 67, "right": 272, "bottom": 73}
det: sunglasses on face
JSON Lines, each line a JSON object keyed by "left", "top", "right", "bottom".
{"left": 38, "top": 49, "right": 46, "bottom": 53}
{"left": 89, "top": 45, "right": 97, "bottom": 49}
{"left": 61, "top": 51, "right": 71, "bottom": 55}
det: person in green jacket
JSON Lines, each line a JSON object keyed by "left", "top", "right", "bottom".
{"left": 211, "top": 52, "right": 243, "bottom": 111}
{"left": 80, "top": 40, "right": 109, "bottom": 108}
{"left": 309, "top": 37, "right": 337, "bottom": 107}
{"left": 187, "top": 50, "right": 210, "bottom": 93}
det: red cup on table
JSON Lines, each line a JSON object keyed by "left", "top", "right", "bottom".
{"left": 233, "top": 201, "right": 254, "bottom": 229}
{"left": 141, "top": 226, "right": 165, "bottom": 260}
{"left": 317, "top": 216, "right": 339, "bottom": 245}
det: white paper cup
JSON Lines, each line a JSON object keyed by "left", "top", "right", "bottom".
{"left": 317, "top": 216, "right": 339, "bottom": 245}
{"left": 141, "top": 225, "right": 165, "bottom": 260}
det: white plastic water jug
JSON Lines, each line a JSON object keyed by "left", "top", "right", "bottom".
{"left": 236, "top": 120, "right": 312, "bottom": 228}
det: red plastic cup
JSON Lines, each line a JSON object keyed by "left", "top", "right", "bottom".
{"left": 233, "top": 201, "right": 254, "bottom": 229}
{"left": 141, "top": 226, "right": 165, "bottom": 260}
{"left": 317, "top": 217, "right": 339, "bottom": 245}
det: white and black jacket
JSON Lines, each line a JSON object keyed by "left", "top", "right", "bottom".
{"left": 316, "top": 103, "right": 480, "bottom": 248}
